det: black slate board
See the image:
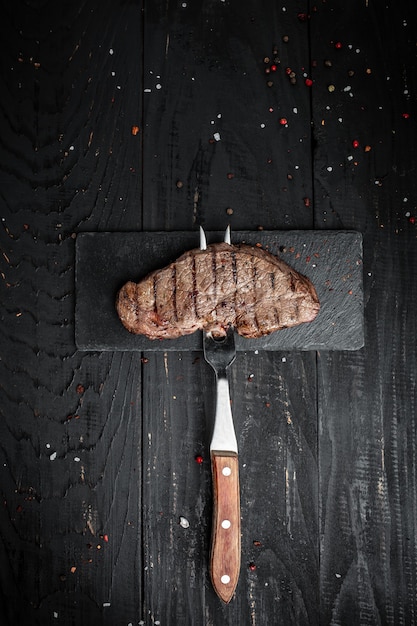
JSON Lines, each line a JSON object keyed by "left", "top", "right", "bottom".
{"left": 75, "top": 230, "right": 364, "bottom": 351}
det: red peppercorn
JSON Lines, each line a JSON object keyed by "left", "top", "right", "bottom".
{"left": 352, "top": 139, "right": 360, "bottom": 148}
{"left": 335, "top": 41, "right": 342, "bottom": 49}
{"left": 409, "top": 216, "right": 416, "bottom": 224}
{"left": 195, "top": 455, "right": 204, "bottom": 464}
{"left": 305, "top": 78, "right": 313, "bottom": 87}
{"left": 279, "top": 117, "right": 288, "bottom": 126}
{"left": 270, "top": 64, "right": 277, "bottom": 72}
{"left": 249, "top": 563, "right": 257, "bottom": 571}
{"left": 402, "top": 112, "right": 410, "bottom": 119}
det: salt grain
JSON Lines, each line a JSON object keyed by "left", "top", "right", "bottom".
{"left": 213, "top": 132, "right": 221, "bottom": 141}
{"left": 50, "top": 452, "right": 57, "bottom": 461}
{"left": 179, "top": 516, "right": 190, "bottom": 528}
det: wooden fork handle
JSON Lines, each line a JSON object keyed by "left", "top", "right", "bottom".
{"left": 210, "top": 451, "right": 241, "bottom": 603}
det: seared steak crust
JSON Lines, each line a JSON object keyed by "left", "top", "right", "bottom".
{"left": 116, "top": 243, "right": 320, "bottom": 339}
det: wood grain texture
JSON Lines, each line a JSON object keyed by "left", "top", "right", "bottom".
{"left": 0, "top": 1, "right": 144, "bottom": 624}
{"left": 311, "top": 1, "right": 417, "bottom": 623}
{"left": 142, "top": 0, "right": 315, "bottom": 232}
{"left": 210, "top": 452, "right": 241, "bottom": 603}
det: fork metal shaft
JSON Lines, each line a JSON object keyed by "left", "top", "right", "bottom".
{"left": 210, "top": 375, "right": 238, "bottom": 454}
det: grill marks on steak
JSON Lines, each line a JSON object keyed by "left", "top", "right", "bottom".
{"left": 116, "top": 242, "right": 320, "bottom": 339}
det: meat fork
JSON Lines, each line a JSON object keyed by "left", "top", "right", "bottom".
{"left": 200, "top": 226, "right": 241, "bottom": 603}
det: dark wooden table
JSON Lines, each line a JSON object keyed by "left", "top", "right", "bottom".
{"left": 1, "top": 1, "right": 416, "bottom": 624}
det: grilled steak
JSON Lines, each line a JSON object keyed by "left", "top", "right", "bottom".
{"left": 116, "top": 242, "right": 320, "bottom": 339}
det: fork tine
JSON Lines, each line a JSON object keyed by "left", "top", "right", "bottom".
{"left": 224, "top": 224, "right": 231, "bottom": 245}
{"left": 200, "top": 226, "right": 207, "bottom": 250}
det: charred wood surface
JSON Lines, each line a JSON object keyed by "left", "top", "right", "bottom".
{"left": 0, "top": 1, "right": 416, "bottom": 624}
